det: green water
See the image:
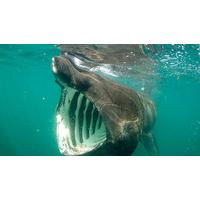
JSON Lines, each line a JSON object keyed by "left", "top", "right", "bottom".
{"left": 0, "top": 44, "right": 199, "bottom": 155}
{"left": 0, "top": 45, "right": 60, "bottom": 155}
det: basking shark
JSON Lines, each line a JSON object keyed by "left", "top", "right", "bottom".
{"left": 52, "top": 50, "right": 158, "bottom": 156}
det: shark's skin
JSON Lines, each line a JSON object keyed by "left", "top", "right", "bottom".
{"left": 52, "top": 54, "right": 158, "bottom": 156}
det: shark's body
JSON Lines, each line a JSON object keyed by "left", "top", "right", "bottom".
{"left": 52, "top": 52, "right": 158, "bottom": 156}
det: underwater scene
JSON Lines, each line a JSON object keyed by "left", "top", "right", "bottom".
{"left": 0, "top": 44, "right": 199, "bottom": 156}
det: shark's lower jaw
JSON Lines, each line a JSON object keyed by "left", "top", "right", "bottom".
{"left": 56, "top": 87, "right": 107, "bottom": 156}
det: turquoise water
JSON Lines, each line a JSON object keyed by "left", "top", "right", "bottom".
{"left": 0, "top": 45, "right": 60, "bottom": 155}
{"left": 0, "top": 44, "right": 199, "bottom": 155}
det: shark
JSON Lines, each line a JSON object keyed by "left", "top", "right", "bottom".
{"left": 51, "top": 50, "right": 158, "bottom": 156}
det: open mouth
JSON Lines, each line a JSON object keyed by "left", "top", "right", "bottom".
{"left": 56, "top": 87, "right": 107, "bottom": 155}
{"left": 52, "top": 54, "right": 107, "bottom": 155}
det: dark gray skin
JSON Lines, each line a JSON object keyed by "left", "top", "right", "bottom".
{"left": 52, "top": 55, "right": 158, "bottom": 156}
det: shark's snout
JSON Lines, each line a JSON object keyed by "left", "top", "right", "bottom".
{"left": 51, "top": 56, "right": 73, "bottom": 87}
{"left": 51, "top": 56, "right": 67, "bottom": 74}
{"left": 51, "top": 55, "right": 91, "bottom": 90}
{"left": 52, "top": 55, "right": 81, "bottom": 74}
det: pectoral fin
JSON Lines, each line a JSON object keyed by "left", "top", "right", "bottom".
{"left": 140, "top": 132, "right": 159, "bottom": 156}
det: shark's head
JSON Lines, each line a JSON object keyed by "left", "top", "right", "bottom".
{"left": 51, "top": 53, "right": 142, "bottom": 156}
